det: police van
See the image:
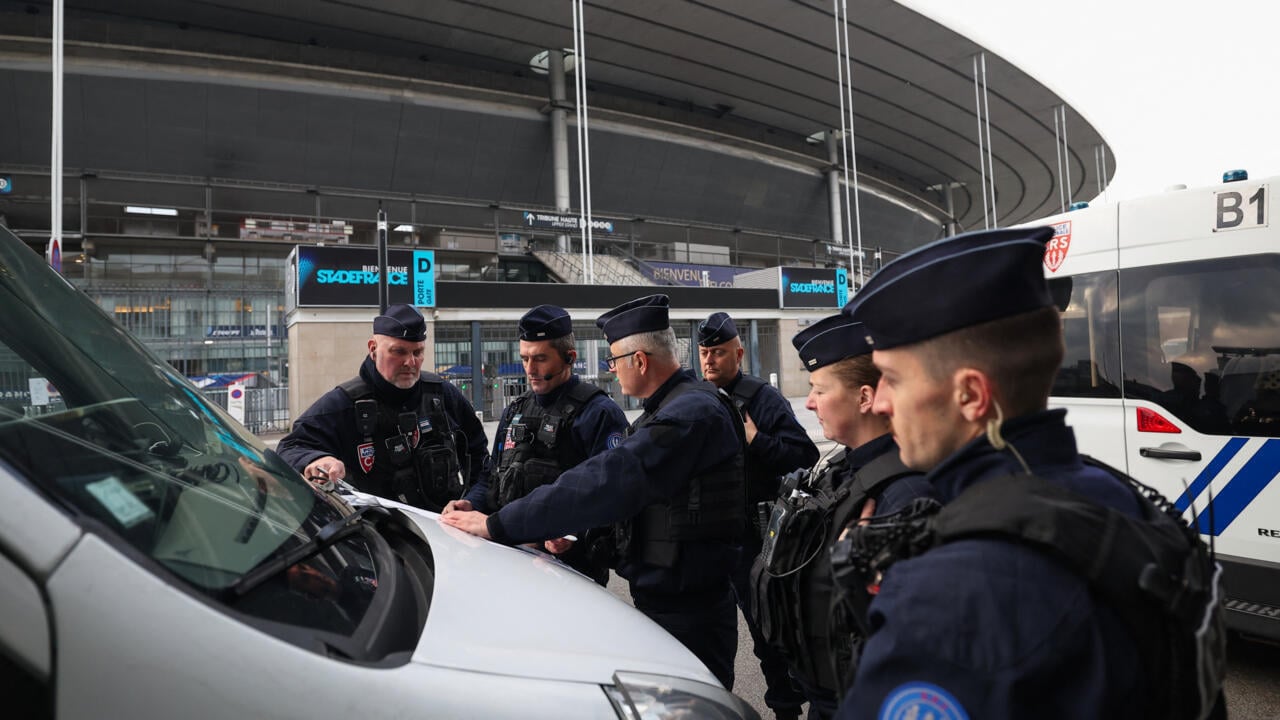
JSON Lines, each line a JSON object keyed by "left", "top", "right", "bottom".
{"left": 1029, "top": 171, "right": 1280, "bottom": 642}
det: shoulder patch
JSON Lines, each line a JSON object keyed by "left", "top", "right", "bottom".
{"left": 606, "top": 432, "right": 624, "bottom": 449}
{"left": 879, "top": 683, "right": 968, "bottom": 720}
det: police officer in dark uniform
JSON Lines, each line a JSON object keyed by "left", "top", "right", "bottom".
{"left": 752, "top": 315, "right": 930, "bottom": 719}
{"left": 442, "top": 294, "right": 746, "bottom": 690}
{"left": 443, "top": 304, "right": 628, "bottom": 585}
{"left": 699, "top": 311, "right": 817, "bottom": 719}
{"left": 833, "top": 228, "right": 1217, "bottom": 719}
{"left": 278, "top": 304, "right": 488, "bottom": 512}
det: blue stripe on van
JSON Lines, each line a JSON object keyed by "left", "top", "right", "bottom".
{"left": 1196, "top": 439, "right": 1280, "bottom": 536}
{"left": 1174, "top": 437, "right": 1247, "bottom": 513}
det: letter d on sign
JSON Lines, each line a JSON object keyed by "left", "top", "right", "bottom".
{"left": 413, "top": 250, "right": 437, "bottom": 307}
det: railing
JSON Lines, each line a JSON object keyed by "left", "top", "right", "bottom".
{"left": 532, "top": 250, "right": 654, "bottom": 286}
{"left": 201, "top": 386, "right": 292, "bottom": 435}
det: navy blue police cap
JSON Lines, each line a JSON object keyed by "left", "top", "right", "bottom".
{"left": 791, "top": 315, "right": 872, "bottom": 371}
{"left": 697, "top": 312, "right": 739, "bottom": 347}
{"left": 842, "top": 226, "right": 1055, "bottom": 350}
{"left": 519, "top": 304, "right": 573, "bottom": 341}
{"left": 373, "top": 304, "right": 427, "bottom": 342}
{"left": 596, "top": 294, "right": 670, "bottom": 344}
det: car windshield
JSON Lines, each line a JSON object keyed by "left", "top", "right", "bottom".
{"left": 0, "top": 225, "right": 332, "bottom": 593}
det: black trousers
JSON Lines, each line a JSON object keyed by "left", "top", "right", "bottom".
{"left": 632, "top": 585, "right": 739, "bottom": 690}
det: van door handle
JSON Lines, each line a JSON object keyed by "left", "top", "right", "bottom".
{"left": 1139, "top": 447, "right": 1202, "bottom": 461}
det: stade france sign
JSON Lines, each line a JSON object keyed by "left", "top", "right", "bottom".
{"left": 779, "top": 267, "right": 849, "bottom": 309}
{"left": 289, "top": 245, "right": 436, "bottom": 308}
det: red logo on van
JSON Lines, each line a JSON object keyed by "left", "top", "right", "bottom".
{"left": 1044, "top": 221, "right": 1072, "bottom": 273}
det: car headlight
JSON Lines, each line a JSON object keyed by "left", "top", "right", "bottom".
{"left": 604, "top": 671, "right": 761, "bottom": 720}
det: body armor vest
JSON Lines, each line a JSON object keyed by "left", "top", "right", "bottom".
{"left": 614, "top": 380, "right": 746, "bottom": 569}
{"left": 488, "top": 382, "right": 604, "bottom": 511}
{"left": 750, "top": 448, "right": 914, "bottom": 694}
{"left": 829, "top": 456, "right": 1226, "bottom": 720}
{"left": 727, "top": 374, "right": 780, "bottom": 507}
{"left": 338, "top": 372, "right": 463, "bottom": 512}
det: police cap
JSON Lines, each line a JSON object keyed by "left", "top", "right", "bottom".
{"left": 697, "top": 312, "right": 738, "bottom": 347}
{"left": 791, "top": 315, "right": 871, "bottom": 371}
{"left": 519, "top": 304, "right": 573, "bottom": 341}
{"left": 842, "top": 226, "right": 1055, "bottom": 349}
{"left": 373, "top": 304, "right": 427, "bottom": 342}
{"left": 596, "top": 294, "right": 670, "bottom": 344}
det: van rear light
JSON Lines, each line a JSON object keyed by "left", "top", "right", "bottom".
{"left": 1136, "top": 407, "right": 1181, "bottom": 433}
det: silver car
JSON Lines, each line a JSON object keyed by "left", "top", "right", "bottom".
{"left": 0, "top": 224, "right": 758, "bottom": 720}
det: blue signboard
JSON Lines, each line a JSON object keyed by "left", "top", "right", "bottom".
{"left": 835, "top": 267, "right": 849, "bottom": 307}
{"left": 413, "top": 250, "right": 436, "bottom": 307}
{"left": 0, "top": 176, "right": 11, "bottom": 194}
{"left": 780, "top": 267, "right": 842, "bottom": 308}
{"left": 296, "top": 245, "right": 416, "bottom": 307}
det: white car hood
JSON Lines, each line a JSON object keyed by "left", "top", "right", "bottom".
{"left": 389, "top": 504, "right": 720, "bottom": 687}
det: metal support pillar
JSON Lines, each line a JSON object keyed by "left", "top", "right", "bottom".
{"left": 549, "top": 50, "right": 571, "bottom": 253}
{"left": 470, "top": 321, "right": 484, "bottom": 413}
{"left": 825, "top": 131, "right": 844, "bottom": 253}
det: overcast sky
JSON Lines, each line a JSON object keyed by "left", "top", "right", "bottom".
{"left": 899, "top": 0, "right": 1278, "bottom": 203}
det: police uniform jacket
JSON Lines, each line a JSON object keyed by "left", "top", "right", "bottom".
{"left": 278, "top": 357, "right": 488, "bottom": 493}
{"left": 464, "top": 375, "right": 628, "bottom": 513}
{"left": 726, "top": 371, "right": 819, "bottom": 501}
{"left": 487, "top": 369, "right": 743, "bottom": 596}
{"left": 839, "top": 409, "right": 1147, "bottom": 720}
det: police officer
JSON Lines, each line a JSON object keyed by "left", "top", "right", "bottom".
{"left": 277, "top": 304, "right": 488, "bottom": 512}
{"left": 699, "top": 311, "right": 816, "bottom": 719}
{"left": 442, "top": 294, "right": 746, "bottom": 690}
{"left": 833, "top": 228, "right": 1219, "bottom": 718}
{"left": 443, "top": 304, "right": 628, "bottom": 585}
{"left": 752, "top": 315, "right": 930, "bottom": 719}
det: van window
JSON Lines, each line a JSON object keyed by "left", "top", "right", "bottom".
{"left": 1119, "top": 255, "right": 1280, "bottom": 436}
{"left": 1050, "top": 271, "right": 1122, "bottom": 399}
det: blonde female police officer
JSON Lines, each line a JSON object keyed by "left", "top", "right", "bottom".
{"left": 752, "top": 315, "right": 929, "bottom": 719}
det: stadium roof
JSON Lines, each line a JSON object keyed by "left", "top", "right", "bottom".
{"left": 1, "top": 0, "right": 1112, "bottom": 236}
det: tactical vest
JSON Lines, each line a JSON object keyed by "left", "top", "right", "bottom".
{"left": 488, "top": 381, "right": 605, "bottom": 511}
{"left": 830, "top": 457, "right": 1226, "bottom": 720}
{"left": 338, "top": 372, "right": 464, "bottom": 512}
{"left": 614, "top": 380, "right": 746, "bottom": 569}
{"left": 727, "top": 374, "right": 781, "bottom": 507}
{"left": 750, "top": 447, "right": 915, "bottom": 694}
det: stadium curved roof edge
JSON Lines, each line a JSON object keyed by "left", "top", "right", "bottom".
{"left": 1, "top": 0, "right": 1113, "bottom": 239}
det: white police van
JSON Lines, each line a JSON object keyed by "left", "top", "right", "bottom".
{"left": 1031, "top": 171, "right": 1280, "bottom": 641}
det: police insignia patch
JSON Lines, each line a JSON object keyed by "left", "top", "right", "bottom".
{"left": 358, "top": 442, "right": 375, "bottom": 473}
{"left": 879, "top": 683, "right": 968, "bottom": 720}
{"left": 606, "top": 432, "right": 623, "bottom": 449}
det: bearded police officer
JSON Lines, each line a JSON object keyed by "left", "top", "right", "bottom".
{"left": 832, "top": 228, "right": 1226, "bottom": 720}
{"left": 278, "top": 304, "right": 488, "bottom": 512}
{"left": 442, "top": 294, "right": 747, "bottom": 690}
{"left": 699, "top": 311, "right": 816, "bottom": 719}
{"left": 443, "top": 304, "right": 627, "bottom": 585}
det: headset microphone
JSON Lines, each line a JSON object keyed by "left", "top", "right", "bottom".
{"left": 540, "top": 372, "right": 557, "bottom": 381}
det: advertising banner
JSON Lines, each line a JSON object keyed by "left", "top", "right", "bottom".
{"left": 643, "top": 261, "right": 745, "bottom": 287}
{"left": 780, "top": 267, "right": 843, "bottom": 308}
{"left": 296, "top": 245, "right": 433, "bottom": 307}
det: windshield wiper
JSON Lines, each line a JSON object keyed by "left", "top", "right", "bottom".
{"left": 225, "top": 505, "right": 390, "bottom": 599}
